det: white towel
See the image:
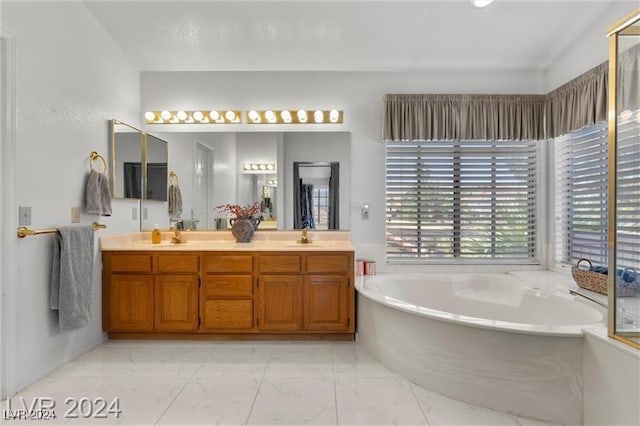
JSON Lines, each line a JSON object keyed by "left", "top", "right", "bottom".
{"left": 50, "top": 226, "right": 94, "bottom": 331}
{"left": 85, "top": 170, "right": 112, "bottom": 216}
{"left": 168, "top": 183, "right": 182, "bottom": 218}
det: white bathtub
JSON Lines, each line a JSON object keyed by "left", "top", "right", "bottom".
{"left": 356, "top": 273, "right": 605, "bottom": 425}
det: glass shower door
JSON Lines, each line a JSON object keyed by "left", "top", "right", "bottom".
{"left": 608, "top": 10, "right": 640, "bottom": 349}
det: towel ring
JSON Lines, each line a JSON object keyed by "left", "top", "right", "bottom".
{"left": 169, "top": 171, "right": 179, "bottom": 184}
{"left": 89, "top": 151, "right": 107, "bottom": 173}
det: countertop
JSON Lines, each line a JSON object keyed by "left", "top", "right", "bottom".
{"left": 100, "top": 230, "right": 354, "bottom": 252}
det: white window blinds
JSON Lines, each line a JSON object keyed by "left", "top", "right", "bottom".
{"left": 616, "top": 112, "right": 640, "bottom": 269}
{"left": 554, "top": 123, "right": 609, "bottom": 266}
{"left": 386, "top": 140, "right": 538, "bottom": 263}
{"left": 555, "top": 115, "right": 640, "bottom": 269}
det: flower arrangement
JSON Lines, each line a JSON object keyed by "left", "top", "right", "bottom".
{"left": 215, "top": 202, "right": 262, "bottom": 219}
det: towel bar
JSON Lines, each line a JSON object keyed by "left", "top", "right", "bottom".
{"left": 17, "top": 222, "right": 106, "bottom": 238}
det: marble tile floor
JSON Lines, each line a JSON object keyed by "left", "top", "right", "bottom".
{"left": 3, "top": 341, "right": 562, "bottom": 426}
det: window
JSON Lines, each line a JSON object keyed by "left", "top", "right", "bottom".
{"left": 554, "top": 113, "right": 640, "bottom": 269}
{"left": 386, "top": 140, "right": 538, "bottom": 263}
{"left": 554, "top": 123, "right": 608, "bottom": 266}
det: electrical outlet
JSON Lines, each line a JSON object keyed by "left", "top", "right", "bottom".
{"left": 18, "top": 206, "right": 32, "bottom": 226}
{"left": 143, "top": 207, "right": 148, "bottom": 220}
{"left": 71, "top": 207, "right": 80, "bottom": 223}
{"left": 132, "top": 206, "right": 138, "bottom": 221}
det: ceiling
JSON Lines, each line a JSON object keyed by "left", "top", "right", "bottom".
{"left": 84, "top": 0, "right": 627, "bottom": 72}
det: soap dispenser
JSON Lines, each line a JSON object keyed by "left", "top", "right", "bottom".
{"left": 151, "top": 224, "right": 162, "bottom": 244}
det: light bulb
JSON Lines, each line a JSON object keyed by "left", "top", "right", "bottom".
{"left": 225, "top": 110, "right": 236, "bottom": 122}
{"left": 329, "top": 109, "right": 340, "bottom": 123}
{"left": 193, "top": 111, "right": 204, "bottom": 121}
{"left": 248, "top": 110, "right": 260, "bottom": 123}
{"left": 251, "top": 164, "right": 258, "bottom": 170}
{"left": 160, "top": 110, "right": 171, "bottom": 120}
{"left": 244, "top": 164, "right": 251, "bottom": 170}
{"left": 144, "top": 111, "right": 156, "bottom": 121}
{"left": 267, "top": 164, "right": 274, "bottom": 171}
{"left": 265, "top": 110, "right": 276, "bottom": 123}
{"left": 297, "top": 109, "right": 307, "bottom": 123}
{"left": 176, "top": 110, "right": 187, "bottom": 120}
{"left": 281, "top": 110, "right": 292, "bottom": 123}
{"left": 471, "top": 0, "right": 494, "bottom": 8}
{"left": 209, "top": 110, "right": 220, "bottom": 121}
{"left": 314, "top": 110, "right": 324, "bottom": 123}
{"left": 259, "top": 164, "right": 266, "bottom": 170}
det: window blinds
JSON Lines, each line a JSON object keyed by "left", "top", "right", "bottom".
{"left": 616, "top": 113, "right": 640, "bottom": 269}
{"left": 555, "top": 114, "right": 640, "bottom": 269}
{"left": 386, "top": 140, "right": 538, "bottom": 263}
{"left": 555, "top": 123, "right": 609, "bottom": 266}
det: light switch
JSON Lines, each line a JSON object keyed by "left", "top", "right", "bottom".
{"left": 71, "top": 207, "right": 80, "bottom": 223}
{"left": 132, "top": 206, "right": 138, "bottom": 221}
{"left": 361, "top": 203, "right": 370, "bottom": 220}
{"left": 143, "top": 207, "right": 148, "bottom": 220}
{"left": 18, "top": 206, "right": 31, "bottom": 226}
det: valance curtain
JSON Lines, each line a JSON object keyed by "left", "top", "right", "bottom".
{"left": 618, "top": 43, "right": 640, "bottom": 112}
{"left": 546, "top": 62, "right": 608, "bottom": 138}
{"left": 382, "top": 94, "right": 546, "bottom": 141}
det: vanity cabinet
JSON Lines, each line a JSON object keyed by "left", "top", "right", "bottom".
{"left": 102, "top": 252, "right": 199, "bottom": 333}
{"left": 202, "top": 254, "right": 255, "bottom": 331}
{"left": 102, "top": 249, "right": 354, "bottom": 340}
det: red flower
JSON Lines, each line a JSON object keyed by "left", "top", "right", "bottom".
{"left": 215, "top": 202, "right": 261, "bottom": 218}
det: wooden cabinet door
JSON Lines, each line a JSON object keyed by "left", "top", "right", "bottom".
{"left": 257, "top": 275, "right": 302, "bottom": 331}
{"left": 155, "top": 275, "right": 198, "bottom": 332}
{"left": 108, "top": 275, "right": 154, "bottom": 331}
{"left": 303, "top": 275, "right": 349, "bottom": 331}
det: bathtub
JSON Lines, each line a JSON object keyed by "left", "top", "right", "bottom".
{"left": 356, "top": 273, "right": 605, "bottom": 425}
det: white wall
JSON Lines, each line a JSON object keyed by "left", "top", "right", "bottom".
{"left": 545, "top": 2, "right": 638, "bottom": 91}
{"left": 142, "top": 70, "right": 544, "bottom": 265}
{"left": 2, "top": 1, "right": 140, "bottom": 394}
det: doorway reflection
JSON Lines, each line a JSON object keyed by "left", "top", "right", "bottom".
{"left": 293, "top": 162, "right": 339, "bottom": 230}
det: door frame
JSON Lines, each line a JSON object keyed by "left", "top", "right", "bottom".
{"left": 1, "top": 33, "right": 18, "bottom": 398}
{"left": 194, "top": 142, "right": 214, "bottom": 229}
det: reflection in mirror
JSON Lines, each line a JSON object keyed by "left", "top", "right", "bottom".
{"left": 293, "top": 162, "right": 339, "bottom": 230}
{"left": 110, "top": 119, "right": 143, "bottom": 199}
{"left": 145, "top": 134, "right": 168, "bottom": 201}
{"left": 141, "top": 131, "right": 350, "bottom": 231}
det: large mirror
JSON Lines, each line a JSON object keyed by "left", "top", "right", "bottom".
{"left": 110, "top": 119, "right": 143, "bottom": 199}
{"left": 141, "top": 131, "right": 351, "bottom": 231}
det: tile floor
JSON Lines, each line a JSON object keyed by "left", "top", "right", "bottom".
{"left": 3, "top": 341, "right": 561, "bottom": 425}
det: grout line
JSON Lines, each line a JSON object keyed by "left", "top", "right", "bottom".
{"left": 243, "top": 346, "right": 271, "bottom": 425}
{"left": 332, "top": 343, "right": 340, "bottom": 426}
{"left": 152, "top": 346, "right": 215, "bottom": 425}
{"left": 408, "top": 381, "right": 432, "bottom": 426}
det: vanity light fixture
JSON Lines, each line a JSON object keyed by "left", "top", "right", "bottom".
{"left": 242, "top": 163, "right": 277, "bottom": 174}
{"left": 244, "top": 109, "right": 343, "bottom": 124}
{"left": 144, "top": 110, "right": 242, "bottom": 124}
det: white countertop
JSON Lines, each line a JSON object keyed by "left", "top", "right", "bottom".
{"left": 100, "top": 231, "right": 354, "bottom": 252}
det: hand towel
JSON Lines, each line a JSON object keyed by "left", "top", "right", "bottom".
{"left": 50, "top": 226, "right": 94, "bottom": 331}
{"left": 85, "top": 170, "right": 112, "bottom": 216}
{"left": 168, "top": 183, "right": 183, "bottom": 217}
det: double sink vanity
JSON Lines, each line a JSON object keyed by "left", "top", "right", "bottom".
{"left": 100, "top": 231, "right": 355, "bottom": 340}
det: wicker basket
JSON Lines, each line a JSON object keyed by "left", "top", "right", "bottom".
{"left": 571, "top": 259, "right": 637, "bottom": 297}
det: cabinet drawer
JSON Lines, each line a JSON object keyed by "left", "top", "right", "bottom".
{"left": 204, "top": 255, "right": 253, "bottom": 273}
{"left": 306, "top": 255, "right": 350, "bottom": 273}
{"left": 110, "top": 254, "right": 153, "bottom": 273}
{"left": 259, "top": 255, "right": 301, "bottom": 273}
{"left": 204, "top": 300, "right": 253, "bottom": 329}
{"left": 204, "top": 275, "right": 253, "bottom": 298}
{"left": 158, "top": 254, "right": 199, "bottom": 273}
